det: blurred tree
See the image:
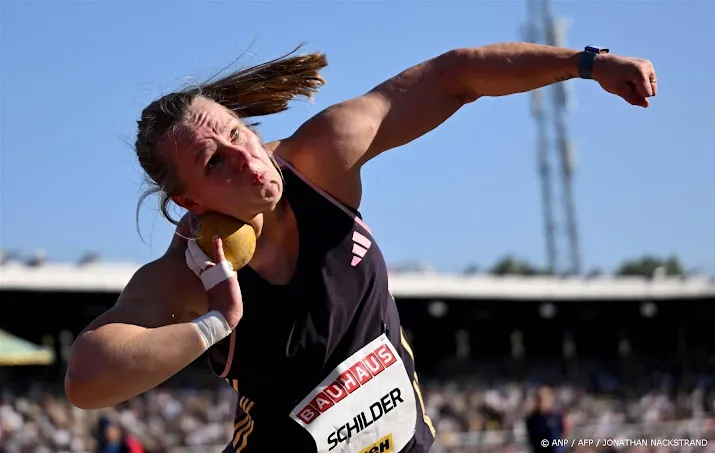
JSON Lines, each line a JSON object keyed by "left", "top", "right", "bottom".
{"left": 587, "top": 267, "right": 604, "bottom": 277}
{"left": 463, "top": 264, "right": 480, "bottom": 275}
{"left": 490, "top": 255, "right": 541, "bottom": 276}
{"left": 615, "top": 255, "right": 685, "bottom": 277}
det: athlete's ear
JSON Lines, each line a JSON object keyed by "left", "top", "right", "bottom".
{"left": 172, "top": 195, "right": 207, "bottom": 215}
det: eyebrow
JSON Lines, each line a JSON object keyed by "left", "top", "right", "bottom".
{"left": 193, "top": 118, "right": 241, "bottom": 165}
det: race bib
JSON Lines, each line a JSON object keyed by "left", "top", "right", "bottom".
{"left": 290, "top": 334, "right": 417, "bottom": 453}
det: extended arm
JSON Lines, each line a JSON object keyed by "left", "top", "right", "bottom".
{"left": 280, "top": 42, "right": 656, "bottom": 207}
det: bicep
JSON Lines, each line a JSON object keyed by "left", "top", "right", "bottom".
{"left": 282, "top": 51, "right": 469, "bottom": 205}
{"left": 285, "top": 81, "right": 399, "bottom": 182}
{"left": 360, "top": 52, "right": 469, "bottom": 161}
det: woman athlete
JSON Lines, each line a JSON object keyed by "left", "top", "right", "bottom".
{"left": 66, "top": 42, "right": 657, "bottom": 453}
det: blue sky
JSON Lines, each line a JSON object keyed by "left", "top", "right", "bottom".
{"left": 2, "top": 1, "right": 713, "bottom": 275}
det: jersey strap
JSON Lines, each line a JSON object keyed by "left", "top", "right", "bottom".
{"left": 275, "top": 156, "right": 372, "bottom": 234}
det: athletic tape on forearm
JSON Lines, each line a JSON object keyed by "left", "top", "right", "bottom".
{"left": 190, "top": 310, "right": 232, "bottom": 349}
{"left": 200, "top": 260, "right": 235, "bottom": 291}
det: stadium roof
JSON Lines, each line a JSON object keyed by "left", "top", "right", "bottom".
{"left": 1, "top": 262, "right": 714, "bottom": 301}
{"left": 0, "top": 329, "right": 55, "bottom": 366}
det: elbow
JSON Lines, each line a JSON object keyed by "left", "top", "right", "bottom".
{"left": 65, "top": 373, "right": 125, "bottom": 411}
{"left": 64, "top": 346, "right": 118, "bottom": 410}
{"left": 64, "top": 364, "right": 111, "bottom": 410}
{"left": 64, "top": 375, "right": 97, "bottom": 410}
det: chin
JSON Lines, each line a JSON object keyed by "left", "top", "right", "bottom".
{"left": 255, "top": 186, "right": 283, "bottom": 212}
{"left": 265, "top": 180, "right": 283, "bottom": 202}
{"left": 265, "top": 191, "right": 283, "bottom": 210}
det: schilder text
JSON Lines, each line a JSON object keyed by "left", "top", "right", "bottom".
{"left": 327, "top": 388, "right": 404, "bottom": 451}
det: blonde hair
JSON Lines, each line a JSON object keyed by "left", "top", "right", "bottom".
{"left": 134, "top": 44, "right": 327, "bottom": 229}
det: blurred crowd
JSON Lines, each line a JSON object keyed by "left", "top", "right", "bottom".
{"left": 0, "top": 383, "right": 236, "bottom": 453}
{"left": 424, "top": 377, "right": 715, "bottom": 453}
{"left": 3, "top": 373, "right": 715, "bottom": 453}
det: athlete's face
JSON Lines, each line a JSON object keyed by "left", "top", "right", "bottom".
{"left": 163, "top": 97, "right": 283, "bottom": 221}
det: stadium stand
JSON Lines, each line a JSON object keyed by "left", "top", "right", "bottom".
{"left": 2, "top": 261, "right": 715, "bottom": 452}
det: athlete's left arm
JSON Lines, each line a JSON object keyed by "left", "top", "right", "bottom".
{"left": 282, "top": 42, "right": 656, "bottom": 207}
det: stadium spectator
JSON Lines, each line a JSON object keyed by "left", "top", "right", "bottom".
{"left": 95, "top": 416, "right": 145, "bottom": 453}
{"left": 525, "top": 386, "right": 567, "bottom": 453}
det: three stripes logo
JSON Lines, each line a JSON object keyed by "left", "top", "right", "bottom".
{"left": 351, "top": 231, "right": 372, "bottom": 266}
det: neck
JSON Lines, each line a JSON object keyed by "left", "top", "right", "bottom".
{"left": 251, "top": 196, "right": 291, "bottom": 246}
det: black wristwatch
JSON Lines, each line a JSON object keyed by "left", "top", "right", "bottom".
{"left": 578, "top": 46, "right": 609, "bottom": 79}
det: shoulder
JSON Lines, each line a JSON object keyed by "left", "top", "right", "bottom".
{"left": 117, "top": 215, "right": 207, "bottom": 326}
{"left": 269, "top": 139, "right": 362, "bottom": 210}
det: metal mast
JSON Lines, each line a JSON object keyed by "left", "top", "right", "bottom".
{"left": 523, "top": 0, "right": 582, "bottom": 275}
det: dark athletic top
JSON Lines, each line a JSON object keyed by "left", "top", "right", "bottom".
{"left": 526, "top": 410, "right": 566, "bottom": 453}
{"left": 207, "top": 158, "right": 436, "bottom": 453}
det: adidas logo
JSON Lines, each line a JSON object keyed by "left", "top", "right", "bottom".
{"left": 351, "top": 231, "right": 372, "bottom": 267}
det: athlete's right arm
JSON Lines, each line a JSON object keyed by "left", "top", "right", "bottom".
{"left": 64, "top": 216, "right": 239, "bottom": 410}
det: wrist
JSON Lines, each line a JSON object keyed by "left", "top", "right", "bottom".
{"left": 590, "top": 53, "right": 610, "bottom": 82}
{"left": 218, "top": 308, "right": 242, "bottom": 331}
{"left": 190, "top": 310, "right": 232, "bottom": 349}
{"left": 565, "top": 51, "right": 582, "bottom": 80}
{"left": 578, "top": 46, "right": 610, "bottom": 80}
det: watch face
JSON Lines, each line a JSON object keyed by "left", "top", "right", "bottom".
{"left": 586, "top": 46, "right": 610, "bottom": 54}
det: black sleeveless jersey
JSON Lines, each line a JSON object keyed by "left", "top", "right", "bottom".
{"left": 207, "top": 157, "right": 436, "bottom": 453}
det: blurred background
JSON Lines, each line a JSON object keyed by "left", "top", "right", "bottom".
{"left": 1, "top": 0, "right": 713, "bottom": 452}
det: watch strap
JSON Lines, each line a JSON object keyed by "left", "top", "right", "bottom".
{"left": 579, "top": 46, "right": 609, "bottom": 79}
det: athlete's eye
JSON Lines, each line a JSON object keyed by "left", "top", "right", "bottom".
{"left": 207, "top": 154, "right": 223, "bottom": 173}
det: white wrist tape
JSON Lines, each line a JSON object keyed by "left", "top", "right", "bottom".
{"left": 190, "top": 310, "right": 232, "bottom": 349}
{"left": 200, "top": 260, "right": 235, "bottom": 291}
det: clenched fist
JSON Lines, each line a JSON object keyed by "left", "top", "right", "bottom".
{"left": 592, "top": 54, "right": 657, "bottom": 108}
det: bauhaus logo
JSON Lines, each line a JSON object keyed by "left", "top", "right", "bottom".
{"left": 295, "top": 343, "right": 397, "bottom": 425}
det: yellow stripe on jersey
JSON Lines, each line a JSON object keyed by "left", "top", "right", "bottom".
{"left": 232, "top": 395, "right": 256, "bottom": 450}
{"left": 222, "top": 385, "right": 255, "bottom": 452}
{"left": 400, "top": 327, "right": 436, "bottom": 437}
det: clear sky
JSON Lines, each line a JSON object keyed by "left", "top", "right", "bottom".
{"left": 2, "top": 0, "right": 713, "bottom": 275}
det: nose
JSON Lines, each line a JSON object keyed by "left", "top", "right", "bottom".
{"left": 224, "top": 146, "right": 253, "bottom": 173}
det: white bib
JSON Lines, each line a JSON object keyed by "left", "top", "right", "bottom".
{"left": 290, "top": 334, "right": 417, "bottom": 453}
